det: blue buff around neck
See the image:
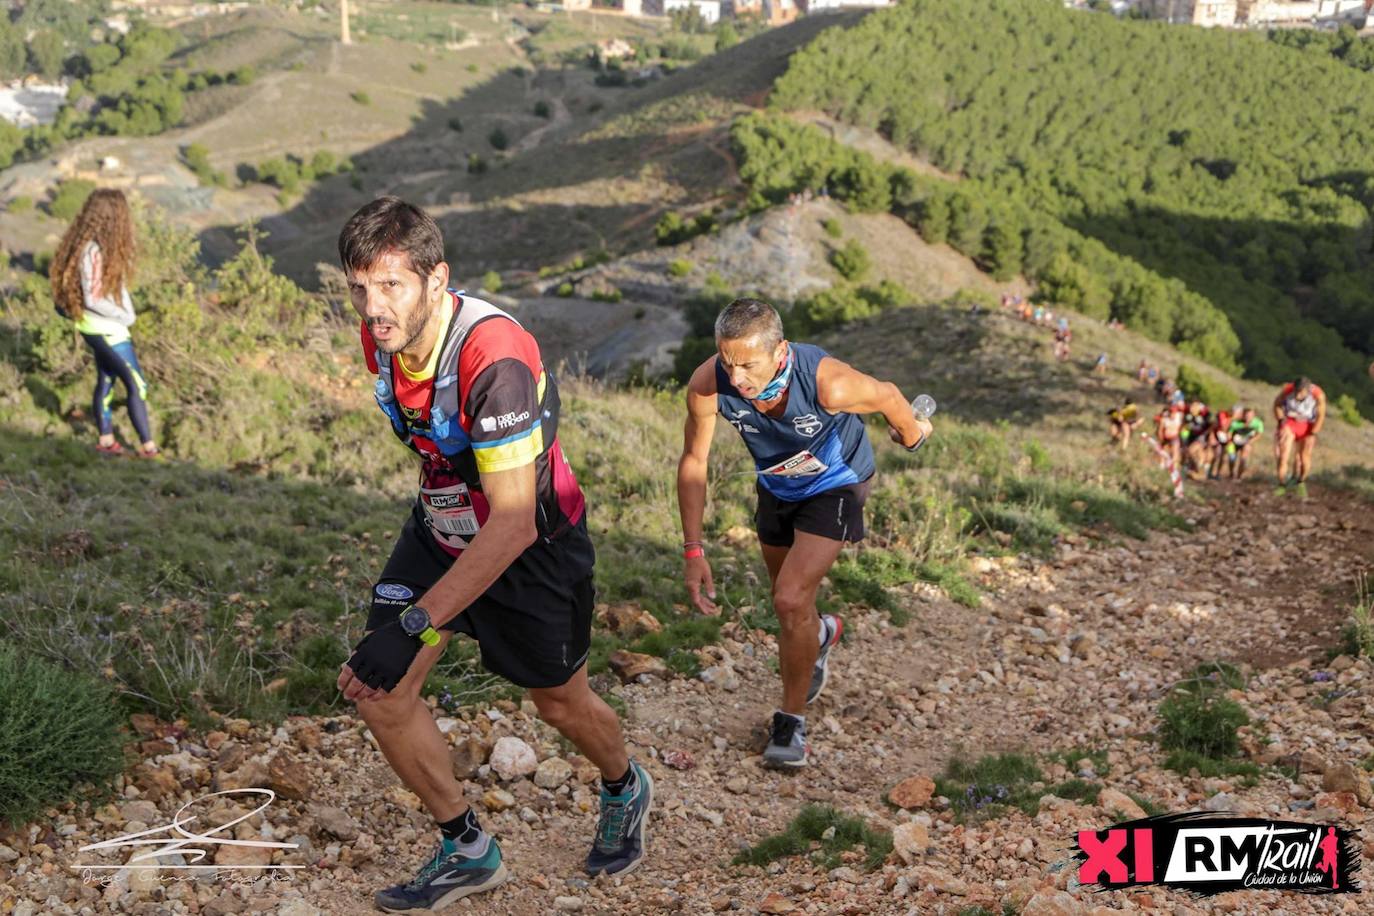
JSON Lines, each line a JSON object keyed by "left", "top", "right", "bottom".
{"left": 755, "top": 345, "right": 793, "bottom": 402}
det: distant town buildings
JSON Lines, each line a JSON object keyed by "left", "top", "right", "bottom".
{"left": 643, "top": 0, "right": 723, "bottom": 24}
{"left": 623, "top": 0, "right": 881, "bottom": 21}
{"left": 797, "top": 0, "right": 891, "bottom": 11}
{"left": 1100, "top": 0, "right": 1371, "bottom": 26}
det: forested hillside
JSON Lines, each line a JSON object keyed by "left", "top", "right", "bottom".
{"left": 770, "top": 0, "right": 1374, "bottom": 409}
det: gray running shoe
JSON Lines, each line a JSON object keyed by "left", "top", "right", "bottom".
{"left": 807, "top": 614, "right": 843, "bottom": 705}
{"left": 762, "top": 711, "right": 809, "bottom": 769}
{"left": 375, "top": 835, "right": 507, "bottom": 912}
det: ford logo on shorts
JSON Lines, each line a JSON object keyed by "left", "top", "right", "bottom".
{"left": 376, "top": 583, "right": 414, "bottom": 601}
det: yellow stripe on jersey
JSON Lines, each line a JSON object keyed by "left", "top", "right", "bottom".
{"left": 472, "top": 423, "right": 544, "bottom": 473}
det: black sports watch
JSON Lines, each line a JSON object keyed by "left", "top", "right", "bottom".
{"left": 398, "top": 605, "right": 441, "bottom": 647}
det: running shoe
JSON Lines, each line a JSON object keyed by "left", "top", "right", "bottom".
{"left": 585, "top": 761, "right": 653, "bottom": 877}
{"left": 762, "top": 711, "right": 809, "bottom": 769}
{"left": 807, "top": 614, "right": 843, "bottom": 705}
{"left": 95, "top": 441, "right": 124, "bottom": 456}
{"left": 374, "top": 835, "right": 507, "bottom": 912}
{"left": 1294, "top": 481, "right": 1308, "bottom": 500}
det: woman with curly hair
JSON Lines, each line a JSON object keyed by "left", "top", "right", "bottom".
{"left": 50, "top": 189, "right": 159, "bottom": 457}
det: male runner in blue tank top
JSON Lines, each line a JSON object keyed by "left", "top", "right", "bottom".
{"left": 676, "top": 298, "right": 933, "bottom": 767}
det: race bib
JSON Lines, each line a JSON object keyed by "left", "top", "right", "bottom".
{"left": 420, "top": 481, "right": 481, "bottom": 538}
{"left": 761, "top": 450, "right": 829, "bottom": 478}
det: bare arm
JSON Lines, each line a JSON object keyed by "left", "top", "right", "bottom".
{"left": 422, "top": 462, "right": 538, "bottom": 628}
{"left": 1312, "top": 390, "right": 1327, "bottom": 435}
{"left": 677, "top": 357, "right": 719, "bottom": 614}
{"left": 815, "top": 357, "right": 931, "bottom": 448}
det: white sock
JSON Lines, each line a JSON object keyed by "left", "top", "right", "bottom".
{"left": 817, "top": 616, "right": 831, "bottom": 648}
{"left": 777, "top": 710, "right": 805, "bottom": 726}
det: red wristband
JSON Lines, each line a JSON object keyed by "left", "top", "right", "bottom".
{"left": 684, "top": 546, "right": 705, "bottom": 559}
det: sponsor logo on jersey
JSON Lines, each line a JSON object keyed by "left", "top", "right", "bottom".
{"left": 481, "top": 410, "right": 531, "bottom": 432}
{"left": 376, "top": 583, "right": 414, "bottom": 601}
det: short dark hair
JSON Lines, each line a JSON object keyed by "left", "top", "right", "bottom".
{"left": 715, "top": 297, "right": 783, "bottom": 350}
{"left": 1294, "top": 376, "right": 1311, "bottom": 391}
{"left": 338, "top": 196, "right": 444, "bottom": 279}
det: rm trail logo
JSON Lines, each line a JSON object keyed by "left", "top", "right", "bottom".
{"left": 1076, "top": 814, "right": 1360, "bottom": 895}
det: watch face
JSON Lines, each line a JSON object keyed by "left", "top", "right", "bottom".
{"left": 400, "top": 606, "right": 428, "bottom": 635}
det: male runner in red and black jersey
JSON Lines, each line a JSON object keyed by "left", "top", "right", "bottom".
{"left": 334, "top": 198, "right": 650, "bottom": 911}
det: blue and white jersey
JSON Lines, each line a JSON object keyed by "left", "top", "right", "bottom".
{"left": 716, "top": 343, "right": 875, "bottom": 501}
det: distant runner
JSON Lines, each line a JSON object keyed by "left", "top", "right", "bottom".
{"left": 1225, "top": 406, "right": 1264, "bottom": 480}
{"left": 1273, "top": 376, "right": 1326, "bottom": 498}
{"left": 1155, "top": 401, "right": 1184, "bottom": 469}
{"left": 1181, "top": 399, "right": 1211, "bottom": 479}
{"left": 49, "top": 189, "right": 160, "bottom": 458}
{"left": 1107, "top": 398, "right": 1143, "bottom": 452}
{"left": 676, "top": 298, "right": 932, "bottom": 768}
{"left": 334, "top": 198, "right": 649, "bottom": 910}
{"left": 1203, "top": 404, "right": 1233, "bottom": 480}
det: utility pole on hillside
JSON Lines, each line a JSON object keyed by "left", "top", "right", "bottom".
{"left": 341, "top": 0, "right": 352, "bottom": 45}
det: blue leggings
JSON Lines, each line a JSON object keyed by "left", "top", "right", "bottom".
{"left": 81, "top": 333, "right": 152, "bottom": 443}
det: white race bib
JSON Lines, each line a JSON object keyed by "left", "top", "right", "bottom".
{"left": 761, "top": 450, "right": 829, "bottom": 478}
{"left": 420, "top": 481, "right": 481, "bottom": 538}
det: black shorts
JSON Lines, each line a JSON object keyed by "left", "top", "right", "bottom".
{"left": 367, "top": 504, "right": 596, "bottom": 689}
{"left": 755, "top": 478, "right": 871, "bottom": 548}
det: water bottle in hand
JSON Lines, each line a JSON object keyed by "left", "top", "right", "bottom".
{"left": 911, "top": 394, "right": 937, "bottom": 419}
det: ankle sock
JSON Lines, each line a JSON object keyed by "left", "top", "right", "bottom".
{"left": 603, "top": 764, "right": 636, "bottom": 797}
{"left": 438, "top": 807, "right": 483, "bottom": 850}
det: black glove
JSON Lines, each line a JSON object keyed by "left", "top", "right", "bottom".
{"left": 344, "top": 621, "right": 422, "bottom": 692}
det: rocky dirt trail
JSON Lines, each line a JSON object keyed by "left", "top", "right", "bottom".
{"left": 3, "top": 481, "right": 1374, "bottom": 916}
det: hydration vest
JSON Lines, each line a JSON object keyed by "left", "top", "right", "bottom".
{"left": 371, "top": 292, "right": 556, "bottom": 464}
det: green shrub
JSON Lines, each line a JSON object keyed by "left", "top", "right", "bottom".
{"left": 1158, "top": 688, "right": 1248, "bottom": 759}
{"left": 411, "top": 61, "right": 428, "bottom": 74}
{"left": 229, "top": 65, "right": 256, "bottom": 85}
{"left": 1341, "top": 579, "right": 1373, "bottom": 659}
{"left": 556, "top": 281, "right": 574, "bottom": 297}
{"left": 448, "top": 116, "right": 463, "bottom": 132}
{"left": 822, "top": 217, "right": 843, "bottom": 239}
{"left": 481, "top": 270, "right": 503, "bottom": 293}
{"left": 467, "top": 153, "right": 487, "bottom": 175}
{"left": 534, "top": 100, "right": 551, "bottom": 119}
{"left": 655, "top": 210, "right": 716, "bottom": 246}
{"left": 591, "top": 287, "right": 623, "bottom": 303}
{"left": 1174, "top": 363, "right": 1237, "bottom": 410}
{"left": 1335, "top": 393, "right": 1363, "bottom": 426}
{"left": 8, "top": 195, "right": 33, "bottom": 213}
{"left": 733, "top": 805, "right": 892, "bottom": 871}
{"left": 466, "top": 63, "right": 479, "bottom": 73}
{"left": 488, "top": 127, "right": 509, "bottom": 151}
{"left": 667, "top": 258, "right": 692, "bottom": 278}
{"left": 350, "top": 90, "right": 371, "bottom": 105}
{"left": 48, "top": 179, "right": 97, "bottom": 222}
{"left": 792, "top": 286, "right": 881, "bottom": 335}
{"left": 830, "top": 239, "right": 871, "bottom": 282}
{"left": 182, "top": 142, "right": 226, "bottom": 187}
{"left": 0, "top": 642, "right": 126, "bottom": 827}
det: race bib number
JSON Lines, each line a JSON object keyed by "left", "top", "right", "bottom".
{"left": 761, "top": 450, "right": 829, "bottom": 478}
{"left": 420, "top": 481, "right": 481, "bottom": 538}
